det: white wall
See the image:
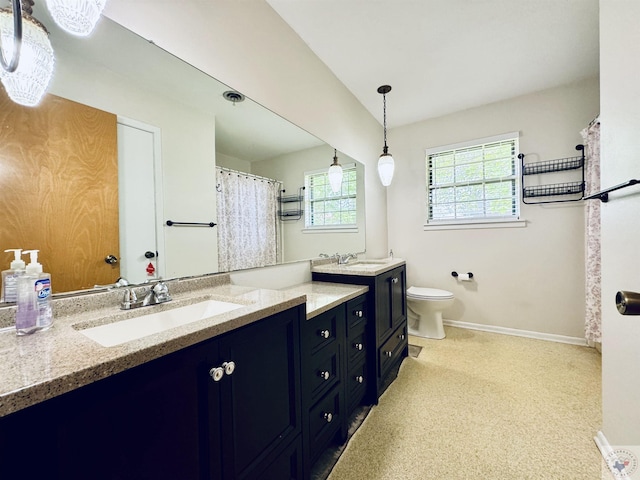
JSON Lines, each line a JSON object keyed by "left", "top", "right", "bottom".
{"left": 387, "top": 77, "right": 599, "bottom": 338}
{"left": 216, "top": 152, "right": 251, "bottom": 173}
{"left": 252, "top": 145, "right": 366, "bottom": 261}
{"left": 103, "top": 0, "right": 389, "bottom": 260}
{"left": 50, "top": 45, "right": 218, "bottom": 280}
{"left": 600, "top": 0, "right": 640, "bottom": 447}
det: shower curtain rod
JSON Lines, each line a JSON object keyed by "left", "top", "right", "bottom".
{"left": 215, "top": 166, "right": 281, "bottom": 184}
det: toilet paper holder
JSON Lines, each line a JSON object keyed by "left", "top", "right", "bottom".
{"left": 451, "top": 271, "right": 473, "bottom": 279}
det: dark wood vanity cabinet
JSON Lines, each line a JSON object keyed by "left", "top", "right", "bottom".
{"left": 300, "top": 293, "right": 369, "bottom": 477}
{"left": 301, "top": 304, "right": 345, "bottom": 476}
{"left": 0, "top": 305, "right": 304, "bottom": 480}
{"left": 208, "top": 305, "right": 303, "bottom": 480}
{"left": 312, "top": 264, "right": 408, "bottom": 401}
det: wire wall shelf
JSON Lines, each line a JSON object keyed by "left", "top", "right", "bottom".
{"left": 278, "top": 186, "right": 305, "bottom": 221}
{"left": 523, "top": 181, "right": 585, "bottom": 198}
{"left": 521, "top": 154, "right": 584, "bottom": 175}
{"left": 520, "top": 144, "right": 585, "bottom": 204}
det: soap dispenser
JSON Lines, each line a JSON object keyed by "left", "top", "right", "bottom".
{"left": 2, "top": 249, "right": 26, "bottom": 303}
{"left": 16, "top": 250, "right": 53, "bottom": 334}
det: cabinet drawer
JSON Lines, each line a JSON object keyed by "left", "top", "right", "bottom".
{"left": 346, "top": 361, "right": 367, "bottom": 414}
{"left": 309, "top": 386, "right": 342, "bottom": 459}
{"left": 307, "top": 345, "right": 340, "bottom": 403}
{"left": 346, "top": 296, "right": 367, "bottom": 335}
{"left": 303, "top": 309, "right": 340, "bottom": 354}
{"left": 379, "top": 323, "right": 407, "bottom": 375}
{"left": 347, "top": 328, "right": 367, "bottom": 370}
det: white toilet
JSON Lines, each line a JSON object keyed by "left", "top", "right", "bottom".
{"left": 406, "top": 286, "right": 454, "bottom": 339}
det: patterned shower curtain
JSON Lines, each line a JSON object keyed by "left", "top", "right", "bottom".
{"left": 581, "top": 119, "right": 601, "bottom": 343}
{"left": 216, "top": 168, "right": 280, "bottom": 272}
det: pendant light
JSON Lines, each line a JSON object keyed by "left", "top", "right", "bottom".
{"left": 0, "top": 0, "right": 54, "bottom": 107}
{"left": 377, "top": 85, "right": 395, "bottom": 187}
{"left": 46, "top": 0, "right": 107, "bottom": 37}
{"left": 328, "top": 148, "right": 343, "bottom": 193}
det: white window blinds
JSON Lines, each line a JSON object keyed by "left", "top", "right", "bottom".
{"left": 426, "top": 134, "right": 519, "bottom": 223}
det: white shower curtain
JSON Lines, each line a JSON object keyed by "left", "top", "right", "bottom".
{"left": 216, "top": 168, "right": 280, "bottom": 272}
{"left": 581, "top": 119, "right": 601, "bottom": 343}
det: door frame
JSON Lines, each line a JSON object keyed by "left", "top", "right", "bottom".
{"left": 117, "top": 116, "right": 166, "bottom": 280}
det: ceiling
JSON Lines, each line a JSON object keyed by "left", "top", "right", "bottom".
{"left": 36, "top": 2, "right": 323, "bottom": 163}
{"left": 266, "top": 0, "right": 600, "bottom": 128}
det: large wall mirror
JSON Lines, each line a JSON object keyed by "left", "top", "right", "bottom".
{"left": 0, "top": 6, "right": 365, "bottom": 300}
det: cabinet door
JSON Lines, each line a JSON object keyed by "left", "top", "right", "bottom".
{"left": 217, "top": 306, "right": 302, "bottom": 480}
{"left": 389, "top": 266, "right": 407, "bottom": 331}
{"left": 57, "top": 347, "right": 206, "bottom": 480}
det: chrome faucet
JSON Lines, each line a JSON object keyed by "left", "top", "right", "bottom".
{"left": 319, "top": 252, "right": 358, "bottom": 264}
{"left": 338, "top": 253, "right": 358, "bottom": 265}
{"left": 121, "top": 281, "right": 172, "bottom": 310}
{"left": 94, "top": 277, "right": 130, "bottom": 290}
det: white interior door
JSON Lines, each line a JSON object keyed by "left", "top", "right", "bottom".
{"left": 117, "top": 118, "right": 165, "bottom": 284}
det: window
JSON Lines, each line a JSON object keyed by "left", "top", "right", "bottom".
{"left": 426, "top": 133, "right": 519, "bottom": 225}
{"left": 305, "top": 164, "right": 357, "bottom": 228}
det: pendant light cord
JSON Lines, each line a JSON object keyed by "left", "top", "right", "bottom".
{"left": 382, "top": 93, "right": 388, "bottom": 149}
{"left": 0, "top": 0, "right": 23, "bottom": 73}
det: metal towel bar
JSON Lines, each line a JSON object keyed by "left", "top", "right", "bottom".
{"left": 584, "top": 179, "right": 640, "bottom": 203}
{"left": 166, "top": 220, "right": 217, "bottom": 227}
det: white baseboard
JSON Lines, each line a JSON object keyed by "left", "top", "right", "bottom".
{"left": 595, "top": 431, "right": 640, "bottom": 479}
{"left": 442, "top": 319, "right": 588, "bottom": 346}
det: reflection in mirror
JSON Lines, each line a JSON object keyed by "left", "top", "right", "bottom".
{"left": 0, "top": 7, "right": 365, "bottom": 301}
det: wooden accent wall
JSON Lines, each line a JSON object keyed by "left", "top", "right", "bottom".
{"left": 0, "top": 91, "right": 119, "bottom": 294}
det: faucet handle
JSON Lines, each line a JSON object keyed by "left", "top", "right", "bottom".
{"left": 121, "top": 288, "right": 138, "bottom": 310}
{"left": 153, "top": 281, "right": 172, "bottom": 302}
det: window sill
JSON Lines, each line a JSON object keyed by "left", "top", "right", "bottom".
{"left": 423, "top": 219, "right": 526, "bottom": 231}
{"left": 302, "top": 227, "right": 359, "bottom": 234}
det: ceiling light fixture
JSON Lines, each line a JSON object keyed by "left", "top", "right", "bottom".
{"left": 45, "top": 0, "right": 107, "bottom": 37}
{"left": 0, "top": 0, "right": 54, "bottom": 107}
{"left": 377, "top": 84, "right": 395, "bottom": 187}
{"left": 328, "top": 148, "right": 343, "bottom": 193}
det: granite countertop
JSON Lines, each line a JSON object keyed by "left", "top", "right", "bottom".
{"left": 0, "top": 275, "right": 369, "bottom": 418}
{"left": 311, "top": 257, "right": 406, "bottom": 277}
{"left": 281, "top": 281, "right": 369, "bottom": 319}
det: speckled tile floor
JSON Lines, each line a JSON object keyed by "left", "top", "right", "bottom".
{"left": 327, "top": 327, "right": 602, "bottom": 479}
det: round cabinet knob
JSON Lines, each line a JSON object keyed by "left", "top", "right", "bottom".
{"left": 222, "top": 361, "right": 235, "bottom": 376}
{"left": 319, "top": 370, "right": 330, "bottom": 380}
{"left": 104, "top": 254, "right": 118, "bottom": 265}
{"left": 385, "top": 351, "right": 393, "bottom": 358}
{"left": 354, "top": 310, "right": 363, "bottom": 318}
{"left": 318, "top": 329, "right": 330, "bottom": 339}
{"left": 398, "top": 334, "right": 406, "bottom": 340}
{"left": 209, "top": 366, "right": 224, "bottom": 382}
{"left": 323, "top": 412, "right": 333, "bottom": 423}
{"left": 354, "top": 343, "right": 363, "bottom": 351}
{"left": 391, "top": 277, "right": 399, "bottom": 284}
{"left": 355, "top": 375, "right": 364, "bottom": 384}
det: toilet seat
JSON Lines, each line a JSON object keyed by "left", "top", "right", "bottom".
{"left": 406, "top": 286, "right": 454, "bottom": 300}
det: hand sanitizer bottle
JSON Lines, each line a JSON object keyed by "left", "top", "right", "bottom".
{"left": 2, "top": 249, "right": 26, "bottom": 303}
{"left": 16, "top": 250, "right": 53, "bottom": 335}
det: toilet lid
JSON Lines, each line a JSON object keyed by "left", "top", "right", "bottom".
{"left": 406, "top": 286, "right": 454, "bottom": 300}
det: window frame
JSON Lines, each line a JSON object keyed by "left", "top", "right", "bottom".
{"left": 304, "top": 162, "right": 358, "bottom": 231}
{"left": 425, "top": 132, "right": 524, "bottom": 230}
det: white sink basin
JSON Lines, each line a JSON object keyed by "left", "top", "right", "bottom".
{"left": 345, "top": 263, "right": 385, "bottom": 270}
{"left": 78, "top": 299, "right": 244, "bottom": 347}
